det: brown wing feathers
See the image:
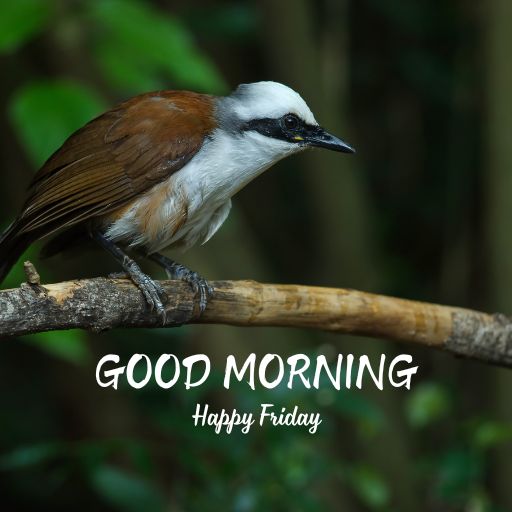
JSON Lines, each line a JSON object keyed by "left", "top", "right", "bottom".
{"left": 16, "top": 91, "right": 216, "bottom": 238}
{"left": 0, "top": 91, "right": 216, "bottom": 282}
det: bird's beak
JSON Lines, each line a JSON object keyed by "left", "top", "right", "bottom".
{"left": 304, "top": 127, "right": 355, "bottom": 154}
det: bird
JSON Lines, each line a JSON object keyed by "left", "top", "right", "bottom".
{"left": 0, "top": 81, "right": 354, "bottom": 319}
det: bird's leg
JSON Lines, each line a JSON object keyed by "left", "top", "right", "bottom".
{"left": 91, "top": 231, "right": 167, "bottom": 321}
{"left": 147, "top": 252, "right": 213, "bottom": 313}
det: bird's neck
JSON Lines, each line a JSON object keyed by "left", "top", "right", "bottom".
{"left": 191, "top": 128, "right": 301, "bottom": 199}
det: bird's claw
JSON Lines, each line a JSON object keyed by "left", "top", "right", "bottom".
{"left": 185, "top": 271, "right": 213, "bottom": 313}
{"left": 128, "top": 269, "right": 168, "bottom": 324}
{"left": 148, "top": 254, "right": 213, "bottom": 315}
{"left": 141, "top": 279, "right": 168, "bottom": 323}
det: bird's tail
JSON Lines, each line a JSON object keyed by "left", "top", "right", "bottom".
{"left": 0, "top": 222, "right": 31, "bottom": 284}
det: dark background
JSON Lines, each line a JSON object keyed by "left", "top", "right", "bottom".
{"left": 1, "top": 1, "right": 511, "bottom": 510}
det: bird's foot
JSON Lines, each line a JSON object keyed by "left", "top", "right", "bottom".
{"left": 91, "top": 231, "right": 168, "bottom": 323}
{"left": 124, "top": 259, "right": 168, "bottom": 323}
{"left": 171, "top": 266, "right": 213, "bottom": 313}
{"left": 149, "top": 254, "right": 213, "bottom": 313}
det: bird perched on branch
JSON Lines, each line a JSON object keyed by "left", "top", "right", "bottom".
{"left": 0, "top": 81, "right": 354, "bottom": 319}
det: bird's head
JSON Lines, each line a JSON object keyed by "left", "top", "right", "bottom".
{"left": 217, "top": 81, "right": 355, "bottom": 158}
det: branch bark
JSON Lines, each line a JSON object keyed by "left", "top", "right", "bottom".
{"left": 1, "top": 276, "right": 511, "bottom": 368}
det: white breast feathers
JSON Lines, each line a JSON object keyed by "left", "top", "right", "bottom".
{"left": 105, "top": 126, "right": 300, "bottom": 253}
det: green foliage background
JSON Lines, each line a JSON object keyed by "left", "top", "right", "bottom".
{"left": 0, "top": 1, "right": 511, "bottom": 511}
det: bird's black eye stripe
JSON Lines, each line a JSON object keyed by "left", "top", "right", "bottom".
{"left": 241, "top": 116, "right": 313, "bottom": 144}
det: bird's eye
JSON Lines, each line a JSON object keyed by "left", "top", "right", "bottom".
{"left": 283, "top": 114, "right": 300, "bottom": 130}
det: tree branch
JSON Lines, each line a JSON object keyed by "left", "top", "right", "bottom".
{"left": 1, "top": 276, "right": 511, "bottom": 368}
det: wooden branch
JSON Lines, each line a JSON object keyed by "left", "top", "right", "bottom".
{"left": 1, "top": 275, "right": 511, "bottom": 368}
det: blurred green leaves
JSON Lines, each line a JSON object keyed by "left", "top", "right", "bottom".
{"left": 471, "top": 420, "right": 512, "bottom": 449}
{"left": 91, "top": 466, "right": 165, "bottom": 512}
{"left": 89, "top": 0, "right": 227, "bottom": 94}
{"left": 0, "top": 439, "right": 164, "bottom": 511}
{"left": 333, "top": 391, "right": 386, "bottom": 437}
{"left": 434, "top": 447, "right": 483, "bottom": 504}
{"left": 406, "top": 382, "right": 450, "bottom": 428}
{"left": 9, "top": 81, "right": 106, "bottom": 167}
{"left": 0, "top": 0, "right": 52, "bottom": 53}
{"left": 0, "top": 442, "right": 61, "bottom": 471}
{"left": 348, "top": 465, "right": 390, "bottom": 509}
{"left": 186, "top": 4, "right": 259, "bottom": 40}
{"left": 24, "top": 330, "right": 90, "bottom": 366}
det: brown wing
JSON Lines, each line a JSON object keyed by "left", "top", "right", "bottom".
{"left": 15, "top": 91, "right": 216, "bottom": 239}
